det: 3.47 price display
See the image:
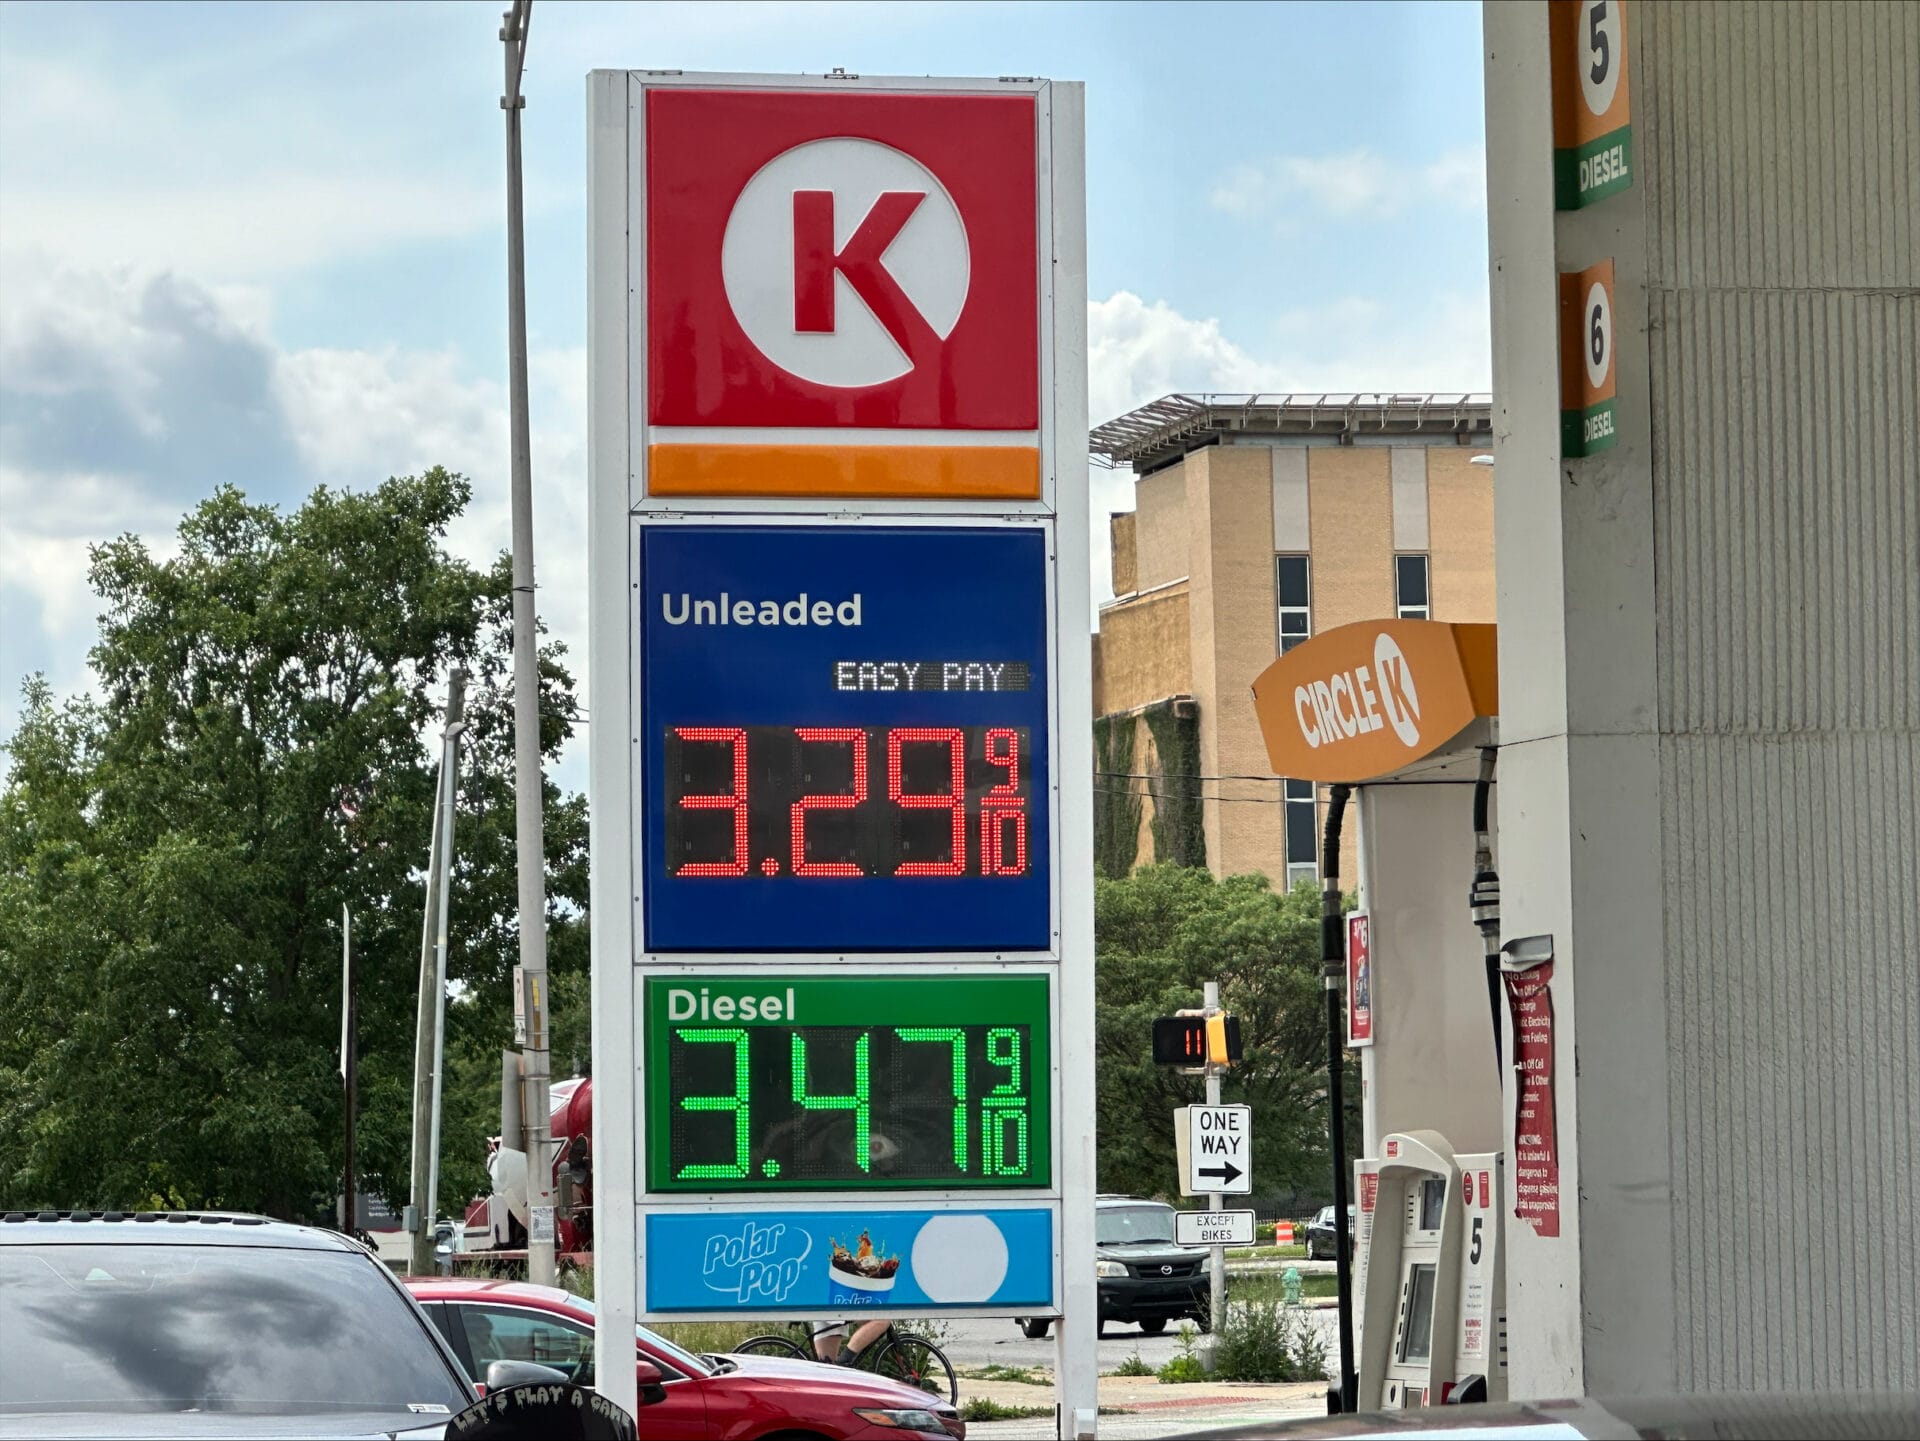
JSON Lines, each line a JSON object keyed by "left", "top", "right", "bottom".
{"left": 644, "top": 974, "right": 1053, "bottom": 1192}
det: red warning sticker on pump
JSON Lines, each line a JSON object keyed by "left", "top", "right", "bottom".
{"left": 1479, "top": 1170, "right": 1491, "bottom": 1208}
{"left": 1359, "top": 1171, "right": 1379, "bottom": 1214}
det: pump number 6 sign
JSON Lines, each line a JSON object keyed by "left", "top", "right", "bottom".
{"left": 1559, "top": 259, "right": 1618, "bottom": 457}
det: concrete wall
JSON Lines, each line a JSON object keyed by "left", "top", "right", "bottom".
{"left": 1186, "top": 446, "right": 1288, "bottom": 885}
{"left": 1307, "top": 448, "right": 1395, "bottom": 632}
{"left": 1094, "top": 585, "right": 1190, "bottom": 717}
{"left": 1357, "top": 784, "right": 1504, "bottom": 1159}
{"left": 1428, "top": 449, "right": 1496, "bottom": 622}
{"left": 1133, "top": 466, "right": 1189, "bottom": 591}
{"left": 1642, "top": 0, "right": 1920, "bottom": 1393}
{"left": 1109, "top": 511, "right": 1138, "bottom": 597}
{"left": 1484, "top": 0, "right": 1919, "bottom": 1399}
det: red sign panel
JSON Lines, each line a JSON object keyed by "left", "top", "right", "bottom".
{"left": 1346, "top": 913, "right": 1373, "bottom": 1047}
{"left": 645, "top": 87, "right": 1038, "bottom": 430}
{"left": 1504, "top": 960, "right": 1560, "bottom": 1237}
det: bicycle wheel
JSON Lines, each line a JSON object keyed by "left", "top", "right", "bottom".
{"left": 869, "top": 1333, "right": 957, "bottom": 1406}
{"left": 735, "top": 1334, "right": 809, "bottom": 1360}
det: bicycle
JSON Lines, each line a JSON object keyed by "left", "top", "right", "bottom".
{"left": 735, "top": 1320, "right": 957, "bottom": 1405}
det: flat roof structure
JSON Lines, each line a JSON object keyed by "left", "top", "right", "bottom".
{"left": 1091, "top": 392, "right": 1493, "bottom": 474}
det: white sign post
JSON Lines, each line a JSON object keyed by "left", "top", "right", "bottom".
{"left": 1183, "top": 1104, "right": 1254, "bottom": 1195}
{"left": 1176, "top": 1209, "right": 1256, "bottom": 1247}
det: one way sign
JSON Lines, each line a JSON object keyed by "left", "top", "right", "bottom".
{"left": 1176, "top": 1104, "right": 1253, "bottom": 1196}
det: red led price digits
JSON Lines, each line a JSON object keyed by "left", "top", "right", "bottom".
{"left": 791, "top": 728, "right": 866, "bottom": 876}
{"left": 672, "top": 726, "right": 747, "bottom": 875}
{"left": 667, "top": 725, "right": 1032, "bottom": 879}
{"left": 889, "top": 728, "right": 966, "bottom": 875}
{"left": 979, "top": 727, "right": 1029, "bottom": 877}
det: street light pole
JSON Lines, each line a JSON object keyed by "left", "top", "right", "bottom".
{"left": 499, "top": 0, "right": 556, "bottom": 1288}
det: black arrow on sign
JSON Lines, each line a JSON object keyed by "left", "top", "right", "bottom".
{"left": 1197, "top": 1161, "right": 1243, "bottom": 1185}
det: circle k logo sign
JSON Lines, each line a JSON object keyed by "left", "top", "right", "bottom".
{"left": 722, "top": 138, "right": 970, "bottom": 390}
{"left": 646, "top": 87, "right": 1038, "bottom": 431}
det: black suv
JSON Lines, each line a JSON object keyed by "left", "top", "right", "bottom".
{"left": 1018, "top": 1196, "right": 1210, "bottom": 1339}
{"left": 0, "top": 1209, "right": 476, "bottom": 1438}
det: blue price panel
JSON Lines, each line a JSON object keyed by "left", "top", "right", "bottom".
{"left": 640, "top": 524, "right": 1052, "bottom": 953}
{"left": 644, "top": 1206, "right": 1056, "bottom": 1314}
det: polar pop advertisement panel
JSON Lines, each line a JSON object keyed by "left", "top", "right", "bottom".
{"left": 639, "top": 523, "right": 1053, "bottom": 953}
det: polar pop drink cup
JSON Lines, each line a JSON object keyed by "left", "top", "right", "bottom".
{"left": 826, "top": 1231, "right": 900, "bottom": 1307}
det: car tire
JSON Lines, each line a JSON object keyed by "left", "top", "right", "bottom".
{"left": 1138, "top": 1318, "right": 1167, "bottom": 1336}
{"left": 1021, "top": 1318, "right": 1052, "bottom": 1339}
{"left": 1192, "top": 1311, "right": 1212, "bottom": 1334}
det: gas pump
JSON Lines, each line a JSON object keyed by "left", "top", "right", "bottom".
{"left": 1352, "top": 1131, "right": 1506, "bottom": 1410}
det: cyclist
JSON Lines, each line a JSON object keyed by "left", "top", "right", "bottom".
{"left": 809, "top": 1318, "right": 891, "bottom": 1366}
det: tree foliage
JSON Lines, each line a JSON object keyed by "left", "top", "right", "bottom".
{"left": 1093, "top": 864, "right": 1356, "bottom": 1207}
{"left": 0, "top": 472, "right": 587, "bottom": 1223}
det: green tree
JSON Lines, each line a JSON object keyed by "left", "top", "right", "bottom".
{"left": 0, "top": 472, "right": 586, "bottom": 1223}
{"left": 1093, "top": 864, "right": 1356, "bottom": 1205}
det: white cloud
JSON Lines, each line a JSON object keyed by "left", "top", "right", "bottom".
{"left": 1087, "top": 290, "right": 1282, "bottom": 427}
{"left": 1210, "top": 146, "right": 1486, "bottom": 222}
{"left": 0, "top": 263, "right": 590, "bottom": 780}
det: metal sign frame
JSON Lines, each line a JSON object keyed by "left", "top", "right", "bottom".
{"left": 587, "top": 69, "right": 1093, "bottom": 1421}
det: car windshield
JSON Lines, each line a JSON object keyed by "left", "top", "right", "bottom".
{"left": 1096, "top": 1206, "right": 1177, "bottom": 1245}
{"left": 566, "top": 1295, "right": 714, "bottom": 1377}
{"left": 0, "top": 1242, "right": 472, "bottom": 1417}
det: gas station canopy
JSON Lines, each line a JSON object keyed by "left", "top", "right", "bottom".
{"left": 1249, "top": 620, "right": 1498, "bottom": 784}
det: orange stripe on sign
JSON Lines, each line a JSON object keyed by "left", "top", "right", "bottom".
{"left": 648, "top": 444, "right": 1041, "bottom": 500}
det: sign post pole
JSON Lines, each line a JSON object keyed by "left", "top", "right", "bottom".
{"left": 1202, "top": 981, "right": 1225, "bottom": 1368}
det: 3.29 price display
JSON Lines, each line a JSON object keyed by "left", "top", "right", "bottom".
{"left": 644, "top": 974, "right": 1053, "bottom": 1192}
{"left": 665, "top": 725, "right": 1031, "bottom": 879}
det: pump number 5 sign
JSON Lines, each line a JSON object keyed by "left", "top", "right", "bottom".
{"left": 1551, "top": 0, "right": 1632, "bottom": 208}
{"left": 1559, "top": 259, "right": 1618, "bottom": 457}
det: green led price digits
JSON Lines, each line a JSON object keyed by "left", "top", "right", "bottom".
{"left": 670, "top": 1022, "right": 1033, "bottom": 1185}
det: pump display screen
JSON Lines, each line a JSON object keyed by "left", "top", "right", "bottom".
{"left": 1399, "top": 1263, "right": 1437, "bottom": 1363}
{"left": 640, "top": 525, "right": 1052, "bottom": 953}
{"left": 644, "top": 974, "right": 1052, "bottom": 1192}
{"left": 1419, "top": 1177, "right": 1447, "bottom": 1232}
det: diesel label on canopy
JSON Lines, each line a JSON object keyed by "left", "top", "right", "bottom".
{"left": 1249, "top": 620, "right": 1499, "bottom": 784}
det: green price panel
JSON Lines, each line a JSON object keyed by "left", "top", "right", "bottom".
{"left": 644, "top": 974, "right": 1051, "bottom": 1192}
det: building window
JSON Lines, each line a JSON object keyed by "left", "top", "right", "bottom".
{"left": 1276, "top": 555, "right": 1311, "bottom": 653}
{"left": 1396, "top": 554, "right": 1430, "bottom": 620}
{"left": 1285, "top": 778, "right": 1318, "bottom": 890}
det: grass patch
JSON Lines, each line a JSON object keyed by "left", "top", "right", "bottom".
{"left": 1222, "top": 1244, "right": 1311, "bottom": 1261}
{"left": 961, "top": 1363, "right": 1050, "bottom": 1385}
{"left": 1156, "top": 1326, "right": 1209, "bottom": 1384}
{"left": 1229, "top": 1272, "right": 1337, "bottom": 1304}
{"left": 1107, "top": 1352, "right": 1154, "bottom": 1377}
{"left": 960, "top": 1398, "right": 1054, "bottom": 1422}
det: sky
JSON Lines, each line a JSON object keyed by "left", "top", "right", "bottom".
{"left": 0, "top": 0, "right": 1492, "bottom": 786}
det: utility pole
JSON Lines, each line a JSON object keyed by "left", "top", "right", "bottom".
{"left": 500, "top": 0, "right": 556, "bottom": 1288}
{"left": 340, "top": 905, "right": 356, "bottom": 1237}
{"left": 409, "top": 670, "right": 465, "bottom": 1275}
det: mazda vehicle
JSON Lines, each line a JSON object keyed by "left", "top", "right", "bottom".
{"left": 1017, "top": 1195, "right": 1209, "bottom": 1339}
{"left": 0, "top": 1210, "right": 475, "bottom": 1439}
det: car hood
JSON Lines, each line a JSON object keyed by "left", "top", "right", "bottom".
{"left": 1098, "top": 1241, "right": 1207, "bottom": 1262}
{"left": 714, "top": 1352, "right": 956, "bottom": 1410}
{"left": 0, "top": 1413, "right": 448, "bottom": 1440}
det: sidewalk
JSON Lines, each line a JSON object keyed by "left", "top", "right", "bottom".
{"left": 959, "top": 1373, "right": 1327, "bottom": 1440}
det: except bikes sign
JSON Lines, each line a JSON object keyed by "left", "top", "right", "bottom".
{"left": 1249, "top": 620, "right": 1499, "bottom": 783}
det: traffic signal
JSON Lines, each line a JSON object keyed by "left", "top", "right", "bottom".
{"left": 1152, "top": 1013, "right": 1242, "bottom": 1066}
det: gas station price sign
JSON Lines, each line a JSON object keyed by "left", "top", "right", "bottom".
{"left": 640, "top": 524, "right": 1053, "bottom": 953}
{"left": 644, "top": 974, "right": 1052, "bottom": 1192}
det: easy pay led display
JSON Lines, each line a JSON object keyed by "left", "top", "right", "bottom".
{"left": 640, "top": 525, "right": 1052, "bottom": 953}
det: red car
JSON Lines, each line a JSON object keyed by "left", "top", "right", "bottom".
{"left": 404, "top": 1277, "right": 963, "bottom": 1441}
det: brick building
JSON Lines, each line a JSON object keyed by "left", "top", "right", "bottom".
{"left": 1089, "top": 393, "right": 1493, "bottom": 886}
